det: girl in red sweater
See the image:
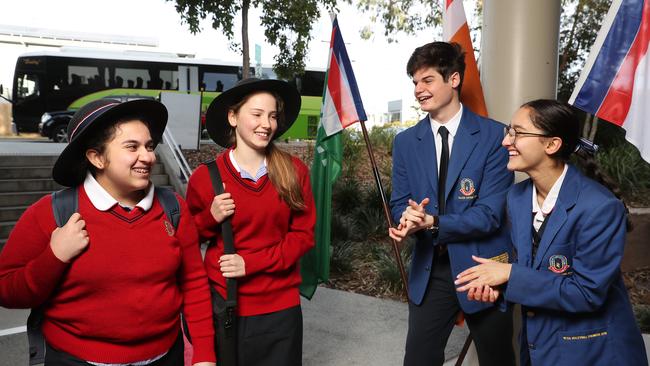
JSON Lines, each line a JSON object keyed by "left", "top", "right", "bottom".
{"left": 0, "top": 99, "right": 215, "bottom": 366}
{"left": 186, "top": 78, "right": 316, "bottom": 366}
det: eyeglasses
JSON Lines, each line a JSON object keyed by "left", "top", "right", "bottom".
{"left": 503, "top": 125, "right": 551, "bottom": 141}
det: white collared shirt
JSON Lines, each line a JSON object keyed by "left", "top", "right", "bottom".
{"left": 83, "top": 172, "right": 154, "bottom": 212}
{"left": 532, "top": 164, "right": 569, "bottom": 231}
{"left": 429, "top": 104, "right": 463, "bottom": 174}
{"left": 229, "top": 149, "right": 268, "bottom": 182}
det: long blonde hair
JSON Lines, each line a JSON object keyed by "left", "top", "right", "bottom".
{"left": 228, "top": 91, "right": 306, "bottom": 211}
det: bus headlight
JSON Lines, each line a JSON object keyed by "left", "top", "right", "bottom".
{"left": 41, "top": 113, "right": 51, "bottom": 123}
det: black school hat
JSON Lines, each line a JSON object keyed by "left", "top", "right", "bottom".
{"left": 205, "top": 78, "right": 301, "bottom": 147}
{"left": 52, "top": 99, "right": 167, "bottom": 187}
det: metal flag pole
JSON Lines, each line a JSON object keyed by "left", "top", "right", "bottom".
{"left": 358, "top": 119, "right": 409, "bottom": 298}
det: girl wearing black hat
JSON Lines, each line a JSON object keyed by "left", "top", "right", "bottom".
{"left": 0, "top": 99, "right": 216, "bottom": 366}
{"left": 453, "top": 100, "right": 647, "bottom": 365}
{"left": 186, "top": 78, "right": 316, "bottom": 366}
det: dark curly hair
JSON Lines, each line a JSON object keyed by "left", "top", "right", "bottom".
{"left": 406, "top": 42, "right": 466, "bottom": 94}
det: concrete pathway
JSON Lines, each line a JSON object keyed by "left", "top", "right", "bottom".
{"left": 0, "top": 287, "right": 470, "bottom": 366}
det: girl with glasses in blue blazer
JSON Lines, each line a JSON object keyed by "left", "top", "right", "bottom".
{"left": 455, "top": 99, "right": 647, "bottom": 366}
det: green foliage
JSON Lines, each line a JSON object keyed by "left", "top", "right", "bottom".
{"left": 373, "top": 239, "right": 413, "bottom": 293}
{"left": 339, "top": 129, "right": 364, "bottom": 180}
{"left": 330, "top": 240, "right": 358, "bottom": 274}
{"left": 170, "top": 0, "right": 338, "bottom": 79}
{"left": 368, "top": 123, "right": 398, "bottom": 152}
{"left": 354, "top": 0, "right": 442, "bottom": 42}
{"left": 329, "top": 127, "right": 410, "bottom": 296}
{"left": 633, "top": 305, "right": 650, "bottom": 333}
{"left": 594, "top": 143, "right": 650, "bottom": 204}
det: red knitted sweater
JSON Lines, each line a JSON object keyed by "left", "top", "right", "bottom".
{"left": 0, "top": 187, "right": 215, "bottom": 364}
{"left": 185, "top": 149, "right": 315, "bottom": 316}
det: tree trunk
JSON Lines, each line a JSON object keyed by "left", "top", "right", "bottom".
{"left": 583, "top": 112, "right": 592, "bottom": 137}
{"left": 589, "top": 116, "right": 599, "bottom": 141}
{"left": 559, "top": 0, "right": 584, "bottom": 74}
{"left": 241, "top": 0, "right": 250, "bottom": 79}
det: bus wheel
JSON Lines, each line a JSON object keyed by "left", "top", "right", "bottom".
{"left": 53, "top": 125, "right": 68, "bottom": 143}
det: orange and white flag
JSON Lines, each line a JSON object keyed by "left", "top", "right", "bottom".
{"left": 443, "top": 0, "right": 488, "bottom": 117}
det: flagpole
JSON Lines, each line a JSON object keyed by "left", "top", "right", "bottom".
{"left": 358, "top": 120, "right": 409, "bottom": 298}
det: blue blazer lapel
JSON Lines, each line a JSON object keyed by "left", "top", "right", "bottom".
{"left": 445, "top": 109, "right": 479, "bottom": 201}
{"left": 415, "top": 116, "right": 439, "bottom": 196}
{"left": 532, "top": 165, "right": 579, "bottom": 269}
{"left": 512, "top": 181, "right": 534, "bottom": 267}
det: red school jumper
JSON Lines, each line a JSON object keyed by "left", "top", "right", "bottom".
{"left": 185, "top": 149, "right": 316, "bottom": 316}
{"left": 0, "top": 187, "right": 215, "bottom": 364}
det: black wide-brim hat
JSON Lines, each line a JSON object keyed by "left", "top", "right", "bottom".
{"left": 205, "top": 78, "right": 301, "bottom": 147}
{"left": 52, "top": 99, "right": 168, "bottom": 187}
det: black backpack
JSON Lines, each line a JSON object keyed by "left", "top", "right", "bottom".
{"left": 27, "top": 186, "right": 180, "bottom": 365}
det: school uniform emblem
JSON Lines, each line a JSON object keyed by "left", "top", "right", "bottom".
{"left": 458, "top": 178, "right": 476, "bottom": 199}
{"left": 163, "top": 220, "right": 175, "bottom": 236}
{"left": 548, "top": 254, "right": 570, "bottom": 273}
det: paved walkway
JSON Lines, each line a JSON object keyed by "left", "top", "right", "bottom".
{"left": 0, "top": 287, "right": 469, "bottom": 366}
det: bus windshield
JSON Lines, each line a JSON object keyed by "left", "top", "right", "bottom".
{"left": 15, "top": 73, "right": 40, "bottom": 100}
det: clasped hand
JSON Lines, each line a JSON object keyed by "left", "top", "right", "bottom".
{"left": 455, "top": 255, "right": 512, "bottom": 303}
{"left": 388, "top": 198, "right": 434, "bottom": 242}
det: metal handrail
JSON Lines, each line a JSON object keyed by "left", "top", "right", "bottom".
{"left": 162, "top": 128, "right": 192, "bottom": 183}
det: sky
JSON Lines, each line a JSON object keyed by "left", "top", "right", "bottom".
{"left": 0, "top": 0, "right": 477, "bottom": 121}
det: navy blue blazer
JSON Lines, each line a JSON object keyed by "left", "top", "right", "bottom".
{"left": 390, "top": 108, "right": 513, "bottom": 312}
{"left": 505, "top": 164, "right": 647, "bottom": 366}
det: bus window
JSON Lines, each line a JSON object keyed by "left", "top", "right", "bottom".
{"left": 259, "top": 68, "right": 278, "bottom": 80}
{"left": 68, "top": 66, "right": 103, "bottom": 87}
{"left": 202, "top": 72, "right": 238, "bottom": 92}
{"left": 16, "top": 73, "right": 39, "bottom": 100}
{"left": 160, "top": 70, "right": 178, "bottom": 90}
{"left": 115, "top": 68, "right": 150, "bottom": 89}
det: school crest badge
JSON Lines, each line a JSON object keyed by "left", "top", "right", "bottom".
{"left": 548, "top": 254, "right": 570, "bottom": 273}
{"left": 163, "top": 220, "right": 175, "bottom": 236}
{"left": 458, "top": 178, "right": 476, "bottom": 199}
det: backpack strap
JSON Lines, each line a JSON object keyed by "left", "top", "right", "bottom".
{"left": 51, "top": 187, "right": 78, "bottom": 227}
{"left": 155, "top": 186, "right": 180, "bottom": 231}
{"left": 27, "top": 188, "right": 80, "bottom": 365}
{"left": 205, "top": 160, "right": 238, "bottom": 310}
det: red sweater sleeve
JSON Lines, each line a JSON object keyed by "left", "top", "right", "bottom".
{"left": 186, "top": 164, "right": 221, "bottom": 242}
{"left": 241, "top": 160, "right": 316, "bottom": 275}
{"left": 175, "top": 195, "right": 216, "bottom": 364}
{"left": 0, "top": 196, "right": 70, "bottom": 308}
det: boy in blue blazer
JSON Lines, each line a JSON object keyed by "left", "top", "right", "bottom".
{"left": 389, "top": 41, "right": 515, "bottom": 366}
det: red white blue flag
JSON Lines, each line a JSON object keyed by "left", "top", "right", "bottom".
{"left": 321, "top": 18, "right": 367, "bottom": 136}
{"left": 569, "top": 0, "right": 650, "bottom": 161}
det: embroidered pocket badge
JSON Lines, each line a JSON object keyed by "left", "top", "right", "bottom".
{"left": 163, "top": 220, "right": 175, "bottom": 236}
{"left": 548, "top": 254, "right": 570, "bottom": 273}
{"left": 458, "top": 178, "right": 477, "bottom": 200}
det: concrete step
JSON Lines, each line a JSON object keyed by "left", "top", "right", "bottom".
{"left": 0, "top": 221, "right": 14, "bottom": 240}
{"left": 0, "top": 155, "right": 58, "bottom": 167}
{"left": 0, "top": 206, "right": 29, "bottom": 222}
{"left": 0, "top": 191, "right": 50, "bottom": 207}
{"left": 0, "top": 174, "right": 168, "bottom": 193}
{"left": 0, "top": 166, "right": 53, "bottom": 179}
{"left": 0, "top": 179, "right": 64, "bottom": 192}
